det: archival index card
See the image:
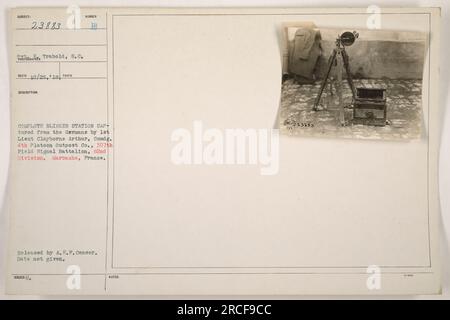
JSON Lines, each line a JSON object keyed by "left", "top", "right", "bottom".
{"left": 6, "top": 7, "right": 442, "bottom": 295}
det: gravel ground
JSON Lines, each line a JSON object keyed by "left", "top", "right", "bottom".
{"left": 279, "top": 78, "right": 423, "bottom": 140}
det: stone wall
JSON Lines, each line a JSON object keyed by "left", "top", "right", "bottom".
{"left": 284, "top": 27, "right": 426, "bottom": 80}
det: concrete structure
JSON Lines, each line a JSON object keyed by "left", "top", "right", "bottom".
{"left": 284, "top": 27, "right": 426, "bottom": 80}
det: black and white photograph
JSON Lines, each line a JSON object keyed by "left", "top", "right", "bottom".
{"left": 279, "top": 25, "right": 426, "bottom": 140}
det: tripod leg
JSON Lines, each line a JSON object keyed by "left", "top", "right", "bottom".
{"left": 336, "top": 52, "right": 346, "bottom": 126}
{"left": 313, "top": 49, "right": 337, "bottom": 111}
{"left": 342, "top": 49, "right": 356, "bottom": 99}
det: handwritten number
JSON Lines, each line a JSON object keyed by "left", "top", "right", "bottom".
{"left": 30, "top": 21, "right": 62, "bottom": 30}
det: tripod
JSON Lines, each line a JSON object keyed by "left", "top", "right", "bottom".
{"left": 313, "top": 36, "right": 357, "bottom": 125}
